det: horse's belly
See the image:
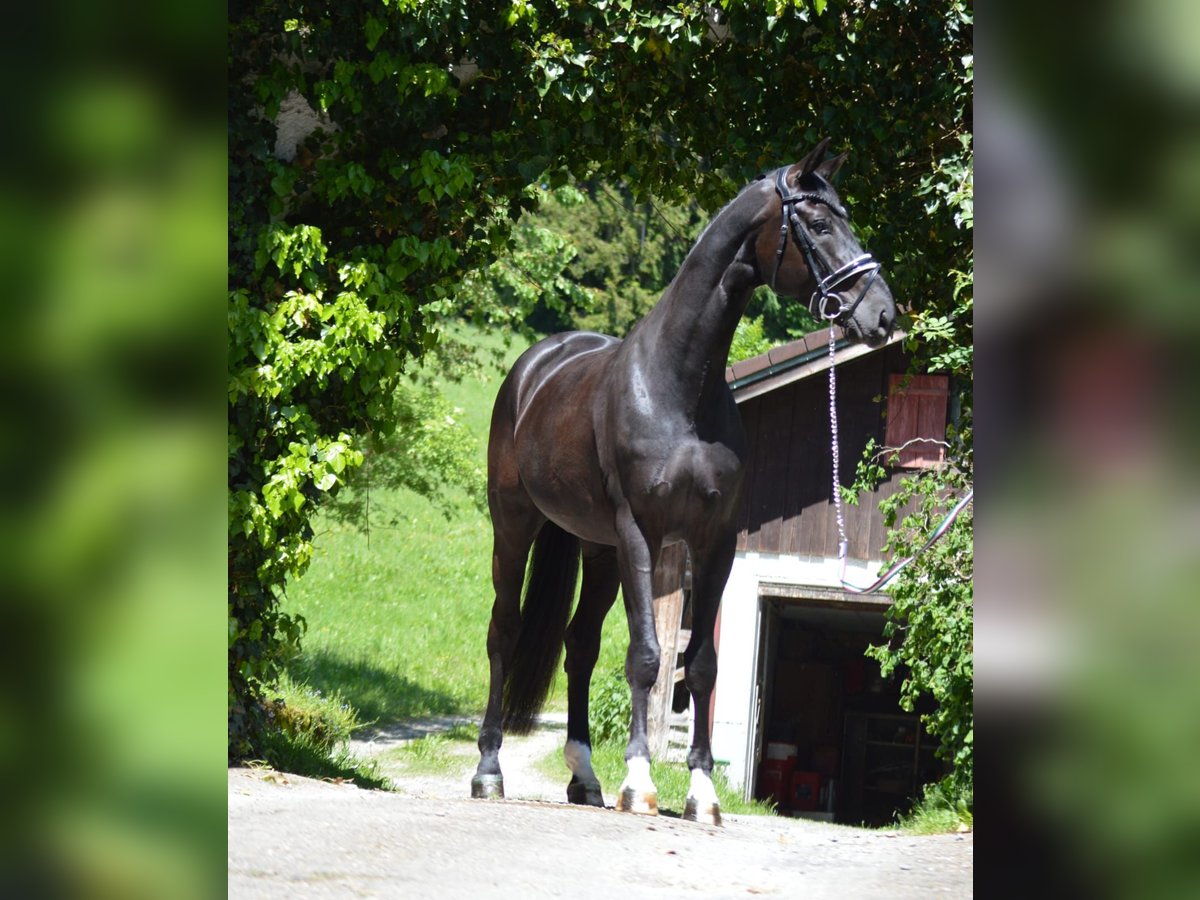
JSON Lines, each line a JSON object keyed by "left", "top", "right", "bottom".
{"left": 516, "top": 425, "right": 618, "bottom": 545}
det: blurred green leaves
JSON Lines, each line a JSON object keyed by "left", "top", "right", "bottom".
{"left": 0, "top": 3, "right": 225, "bottom": 895}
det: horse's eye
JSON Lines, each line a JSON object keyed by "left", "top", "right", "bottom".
{"left": 812, "top": 219, "right": 831, "bottom": 235}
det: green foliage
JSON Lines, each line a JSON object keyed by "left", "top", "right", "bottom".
{"left": 324, "top": 379, "right": 486, "bottom": 527}
{"left": 900, "top": 779, "right": 973, "bottom": 834}
{"left": 523, "top": 181, "right": 706, "bottom": 335}
{"left": 230, "top": 0, "right": 972, "bottom": 759}
{"left": 589, "top": 668, "right": 633, "bottom": 746}
{"left": 744, "top": 285, "right": 823, "bottom": 342}
{"left": 454, "top": 186, "right": 596, "bottom": 334}
{"left": 839, "top": 438, "right": 891, "bottom": 507}
{"left": 905, "top": 266, "right": 973, "bottom": 379}
{"left": 866, "top": 459, "right": 973, "bottom": 794}
{"left": 255, "top": 674, "right": 390, "bottom": 789}
{"left": 268, "top": 673, "right": 363, "bottom": 751}
{"left": 729, "top": 315, "right": 774, "bottom": 364}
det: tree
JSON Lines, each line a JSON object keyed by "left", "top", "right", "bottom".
{"left": 228, "top": 0, "right": 972, "bottom": 758}
{"left": 523, "top": 181, "right": 706, "bottom": 336}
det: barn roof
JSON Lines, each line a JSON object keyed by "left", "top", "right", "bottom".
{"left": 725, "top": 326, "right": 907, "bottom": 403}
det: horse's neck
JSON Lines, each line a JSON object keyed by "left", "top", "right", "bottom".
{"left": 629, "top": 186, "right": 767, "bottom": 417}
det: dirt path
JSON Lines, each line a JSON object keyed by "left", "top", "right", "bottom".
{"left": 350, "top": 712, "right": 569, "bottom": 803}
{"left": 229, "top": 719, "right": 972, "bottom": 898}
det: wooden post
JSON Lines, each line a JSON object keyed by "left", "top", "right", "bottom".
{"left": 647, "top": 543, "right": 687, "bottom": 758}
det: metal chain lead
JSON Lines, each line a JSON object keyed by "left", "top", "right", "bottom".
{"left": 828, "top": 323, "right": 849, "bottom": 561}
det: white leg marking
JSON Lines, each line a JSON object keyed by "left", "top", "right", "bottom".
{"left": 688, "top": 768, "right": 719, "bottom": 807}
{"left": 616, "top": 756, "right": 659, "bottom": 814}
{"left": 622, "top": 757, "right": 655, "bottom": 793}
{"left": 685, "top": 768, "right": 722, "bottom": 826}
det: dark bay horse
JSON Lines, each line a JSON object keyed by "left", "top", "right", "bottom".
{"left": 471, "top": 139, "right": 896, "bottom": 824}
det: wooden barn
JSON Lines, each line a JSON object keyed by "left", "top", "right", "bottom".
{"left": 651, "top": 327, "right": 954, "bottom": 826}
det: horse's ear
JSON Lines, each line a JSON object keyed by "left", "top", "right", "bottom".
{"left": 797, "top": 137, "right": 833, "bottom": 176}
{"left": 814, "top": 150, "right": 849, "bottom": 182}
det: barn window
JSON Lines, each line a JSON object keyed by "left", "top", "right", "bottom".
{"left": 884, "top": 374, "right": 949, "bottom": 468}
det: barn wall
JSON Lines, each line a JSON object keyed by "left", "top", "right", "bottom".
{"left": 735, "top": 342, "right": 909, "bottom": 561}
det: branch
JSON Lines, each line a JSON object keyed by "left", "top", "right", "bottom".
{"left": 871, "top": 437, "right": 951, "bottom": 462}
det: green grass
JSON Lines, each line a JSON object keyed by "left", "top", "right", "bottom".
{"left": 287, "top": 491, "right": 496, "bottom": 723}
{"left": 379, "top": 724, "right": 479, "bottom": 777}
{"left": 282, "top": 323, "right": 630, "bottom": 734}
{"left": 897, "top": 780, "right": 973, "bottom": 834}
{"left": 536, "top": 740, "right": 777, "bottom": 818}
{"left": 252, "top": 673, "right": 391, "bottom": 790}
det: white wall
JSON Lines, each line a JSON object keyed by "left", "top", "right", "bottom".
{"left": 710, "top": 551, "right": 882, "bottom": 797}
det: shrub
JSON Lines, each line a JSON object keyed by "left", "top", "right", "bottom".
{"left": 589, "top": 668, "right": 632, "bottom": 746}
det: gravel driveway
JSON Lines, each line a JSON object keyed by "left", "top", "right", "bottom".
{"left": 229, "top": 719, "right": 971, "bottom": 898}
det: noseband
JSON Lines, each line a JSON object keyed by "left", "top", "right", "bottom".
{"left": 769, "top": 168, "right": 882, "bottom": 322}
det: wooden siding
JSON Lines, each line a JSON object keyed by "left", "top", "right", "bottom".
{"left": 736, "top": 343, "right": 909, "bottom": 559}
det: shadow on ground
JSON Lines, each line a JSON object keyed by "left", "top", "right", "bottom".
{"left": 288, "top": 650, "right": 468, "bottom": 727}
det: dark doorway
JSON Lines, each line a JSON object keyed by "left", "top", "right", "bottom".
{"left": 753, "top": 593, "right": 945, "bottom": 826}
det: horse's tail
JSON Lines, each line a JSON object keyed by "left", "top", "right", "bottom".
{"left": 502, "top": 521, "right": 580, "bottom": 735}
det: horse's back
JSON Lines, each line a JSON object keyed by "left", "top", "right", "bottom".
{"left": 497, "top": 331, "right": 620, "bottom": 428}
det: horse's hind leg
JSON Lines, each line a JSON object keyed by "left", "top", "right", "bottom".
{"left": 471, "top": 498, "right": 542, "bottom": 800}
{"left": 563, "top": 543, "right": 620, "bottom": 806}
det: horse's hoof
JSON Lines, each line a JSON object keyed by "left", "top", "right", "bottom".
{"left": 471, "top": 774, "right": 504, "bottom": 800}
{"left": 567, "top": 781, "right": 604, "bottom": 807}
{"left": 684, "top": 798, "right": 723, "bottom": 827}
{"left": 616, "top": 788, "right": 659, "bottom": 816}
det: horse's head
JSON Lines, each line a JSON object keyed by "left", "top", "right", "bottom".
{"left": 755, "top": 139, "right": 897, "bottom": 347}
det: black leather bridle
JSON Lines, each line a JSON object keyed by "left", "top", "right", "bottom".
{"left": 769, "top": 167, "right": 882, "bottom": 322}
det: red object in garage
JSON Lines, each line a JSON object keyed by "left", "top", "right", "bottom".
{"left": 759, "top": 743, "right": 797, "bottom": 809}
{"left": 789, "top": 770, "right": 821, "bottom": 811}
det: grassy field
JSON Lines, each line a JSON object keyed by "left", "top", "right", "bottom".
{"left": 281, "top": 324, "right": 629, "bottom": 731}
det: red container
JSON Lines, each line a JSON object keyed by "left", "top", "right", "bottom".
{"left": 760, "top": 757, "right": 795, "bottom": 809}
{"left": 788, "top": 770, "right": 821, "bottom": 811}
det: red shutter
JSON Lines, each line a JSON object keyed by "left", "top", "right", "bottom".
{"left": 885, "top": 374, "right": 949, "bottom": 468}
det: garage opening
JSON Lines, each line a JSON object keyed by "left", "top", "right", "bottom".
{"left": 752, "top": 586, "right": 946, "bottom": 826}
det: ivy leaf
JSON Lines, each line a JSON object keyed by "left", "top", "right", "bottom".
{"left": 365, "top": 16, "right": 386, "bottom": 51}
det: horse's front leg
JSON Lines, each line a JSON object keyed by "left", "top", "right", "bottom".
{"left": 681, "top": 532, "right": 737, "bottom": 826}
{"left": 613, "top": 506, "right": 661, "bottom": 815}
